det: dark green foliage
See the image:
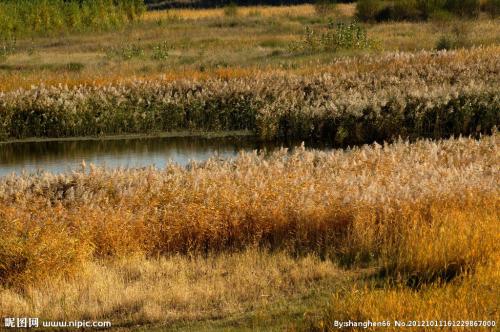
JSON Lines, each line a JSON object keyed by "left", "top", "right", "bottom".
{"left": 0, "top": 80, "right": 498, "bottom": 145}
{"left": 436, "top": 35, "right": 455, "bottom": 50}
{"left": 106, "top": 44, "right": 145, "bottom": 60}
{"left": 151, "top": 41, "right": 171, "bottom": 61}
{"left": 356, "top": 0, "right": 483, "bottom": 22}
{"left": 0, "top": 0, "right": 146, "bottom": 38}
{"left": 145, "top": 0, "right": 355, "bottom": 10}
{"left": 356, "top": 0, "right": 383, "bottom": 21}
{"left": 444, "top": 0, "right": 480, "bottom": 18}
{"left": 291, "top": 21, "right": 373, "bottom": 53}
{"left": 66, "top": 62, "right": 85, "bottom": 72}
{"left": 482, "top": 0, "right": 500, "bottom": 17}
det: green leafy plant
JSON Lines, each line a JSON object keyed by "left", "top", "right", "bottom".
{"left": 291, "top": 21, "right": 374, "bottom": 53}
{"left": 151, "top": 41, "right": 171, "bottom": 61}
{"left": 356, "top": 0, "right": 483, "bottom": 22}
{"left": 106, "top": 44, "right": 145, "bottom": 61}
{"left": 0, "top": 0, "right": 146, "bottom": 39}
{"left": 436, "top": 35, "right": 455, "bottom": 50}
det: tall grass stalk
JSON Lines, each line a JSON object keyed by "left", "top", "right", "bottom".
{"left": 0, "top": 134, "right": 498, "bottom": 288}
{"left": 0, "top": 0, "right": 145, "bottom": 38}
{"left": 0, "top": 47, "right": 498, "bottom": 143}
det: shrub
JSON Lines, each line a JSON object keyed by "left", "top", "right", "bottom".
{"left": 482, "top": 0, "right": 500, "bottom": 17}
{"left": 444, "top": 0, "right": 480, "bottom": 17}
{"left": 356, "top": 0, "right": 484, "bottom": 21}
{"left": 151, "top": 41, "right": 170, "bottom": 61}
{"left": 323, "top": 21, "right": 373, "bottom": 49}
{"left": 370, "top": 0, "right": 421, "bottom": 21}
{"left": 66, "top": 62, "right": 85, "bottom": 72}
{"left": 436, "top": 22, "right": 472, "bottom": 51}
{"left": 429, "top": 8, "right": 455, "bottom": 23}
{"left": 357, "top": 0, "right": 425, "bottom": 22}
{"left": 436, "top": 35, "right": 455, "bottom": 50}
{"left": 356, "top": 0, "right": 383, "bottom": 21}
{"left": 416, "top": 0, "right": 447, "bottom": 19}
{"left": 292, "top": 21, "right": 374, "bottom": 53}
{"left": 106, "top": 44, "right": 145, "bottom": 60}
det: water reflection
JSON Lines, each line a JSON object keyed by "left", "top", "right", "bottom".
{"left": 0, "top": 135, "right": 284, "bottom": 176}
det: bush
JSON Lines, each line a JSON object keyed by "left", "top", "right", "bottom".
{"left": 436, "top": 22, "right": 472, "bottom": 51}
{"left": 482, "top": 0, "right": 500, "bottom": 17}
{"left": 436, "top": 35, "right": 455, "bottom": 50}
{"left": 429, "top": 8, "right": 455, "bottom": 23}
{"left": 356, "top": 0, "right": 383, "bottom": 21}
{"left": 357, "top": 0, "right": 425, "bottom": 22}
{"left": 444, "top": 0, "right": 480, "bottom": 17}
{"left": 291, "top": 21, "right": 374, "bottom": 53}
{"left": 415, "top": 0, "right": 447, "bottom": 19}
{"left": 323, "top": 21, "right": 373, "bottom": 50}
{"left": 151, "top": 41, "right": 171, "bottom": 61}
{"left": 356, "top": 0, "right": 484, "bottom": 22}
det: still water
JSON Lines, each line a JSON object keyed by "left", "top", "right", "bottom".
{"left": 0, "top": 135, "right": 296, "bottom": 176}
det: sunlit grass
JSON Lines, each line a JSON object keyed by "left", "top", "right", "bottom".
{"left": 1, "top": 47, "right": 498, "bottom": 142}
{"left": 0, "top": 134, "right": 498, "bottom": 328}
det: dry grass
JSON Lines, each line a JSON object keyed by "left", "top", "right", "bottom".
{"left": 1, "top": 134, "right": 498, "bottom": 283}
{"left": 0, "top": 4, "right": 498, "bottom": 328}
{"left": 0, "top": 4, "right": 498, "bottom": 92}
{"left": 1, "top": 47, "right": 498, "bottom": 141}
{"left": 315, "top": 261, "right": 500, "bottom": 331}
{"left": 0, "top": 133, "right": 498, "bottom": 328}
{"left": 0, "top": 250, "right": 341, "bottom": 326}
{"left": 143, "top": 4, "right": 354, "bottom": 21}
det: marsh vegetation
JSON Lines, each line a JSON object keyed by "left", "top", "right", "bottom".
{"left": 0, "top": 1, "right": 499, "bottom": 331}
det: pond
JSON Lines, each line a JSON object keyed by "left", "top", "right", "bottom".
{"left": 0, "top": 134, "right": 320, "bottom": 176}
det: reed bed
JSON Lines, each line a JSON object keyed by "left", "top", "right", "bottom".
{"left": 1, "top": 47, "right": 499, "bottom": 143}
{"left": 0, "top": 134, "right": 498, "bottom": 327}
{"left": 0, "top": 134, "right": 498, "bottom": 288}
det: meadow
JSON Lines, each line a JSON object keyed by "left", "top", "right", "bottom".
{"left": 0, "top": 1, "right": 499, "bottom": 331}
{"left": 1, "top": 3, "right": 499, "bottom": 92}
